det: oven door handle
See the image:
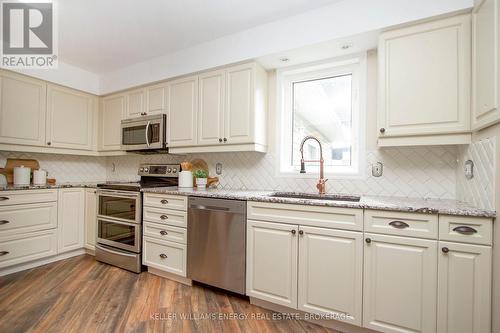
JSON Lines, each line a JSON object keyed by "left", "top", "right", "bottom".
{"left": 98, "top": 218, "right": 138, "bottom": 227}
{"left": 95, "top": 244, "right": 138, "bottom": 258}
{"left": 96, "top": 190, "right": 140, "bottom": 198}
{"left": 145, "top": 121, "right": 151, "bottom": 147}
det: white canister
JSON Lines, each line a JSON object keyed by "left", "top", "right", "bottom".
{"left": 178, "top": 171, "right": 193, "bottom": 188}
{"left": 13, "top": 166, "right": 31, "bottom": 186}
{"left": 33, "top": 169, "right": 47, "bottom": 185}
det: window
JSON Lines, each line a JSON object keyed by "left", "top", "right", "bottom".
{"left": 277, "top": 56, "right": 365, "bottom": 177}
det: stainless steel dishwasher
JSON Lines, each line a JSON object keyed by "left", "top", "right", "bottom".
{"left": 187, "top": 197, "right": 246, "bottom": 294}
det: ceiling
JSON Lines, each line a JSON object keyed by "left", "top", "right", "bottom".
{"left": 58, "top": 0, "right": 341, "bottom": 73}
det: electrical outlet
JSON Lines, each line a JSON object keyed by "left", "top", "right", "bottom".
{"left": 372, "top": 162, "right": 383, "bottom": 177}
{"left": 215, "top": 163, "right": 222, "bottom": 175}
{"left": 465, "top": 160, "right": 474, "bottom": 179}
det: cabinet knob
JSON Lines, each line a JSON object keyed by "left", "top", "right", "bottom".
{"left": 442, "top": 247, "right": 449, "bottom": 254}
{"left": 160, "top": 199, "right": 168, "bottom": 204}
{"left": 223, "top": 138, "right": 227, "bottom": 142}
{"left": 219, "top": 138, "right": 223, "bottom": 143}
{"left": 47, "top": 142, "right": 51, "bottom": 145}
{"left": 160, "top": 215, "right": 168, "bottom": 220}
{"left": 379, "top": 128, "right": 385, "bottom": 134}
{"left": 291, "top": 229, "right": 296, "bottom": 235}
{"left": 160, "top": 230, "right": 168, "bottom": 236}
{"left": 159, "top": 253, "right": 168, "bottom": 259}
{"left": 365, "top": 238, "right": 372, "bottom": 244}
{"left": 298, "top": 230, "right": 304, "bottom": 235}
{"left": 0, "top": 251, "right": 9, "bottom": 256}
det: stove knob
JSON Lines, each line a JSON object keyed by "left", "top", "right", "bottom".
{"left": 172, "top": 168, "right": 177, "bottom": 173}
{"left": 167, "top": 168, "right": 172, "bottom": 173}
{"left": 144, "top": 168, "right": 149, "bottom": 173}
{"left": 139, "top": 167, "right": 144, "bottom": 172}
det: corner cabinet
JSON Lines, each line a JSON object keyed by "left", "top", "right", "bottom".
{"left": 472, "top": 0, "right": 500, "bottom": 130}
{"left": 378, "top": 14, "right": 471, "bottom": 146}
{"left": 99, "top": 94, "right": 125, "bottom": 151}
{"left": 57, "top": 188, "right": 85, "bottom": 253}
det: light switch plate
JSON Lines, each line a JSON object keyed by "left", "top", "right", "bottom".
{"left": 372, "top": 162, "right": 383, "bottom": 177}
{"left": 465, "top": 160, "right": 474, "bottom": 179}
{"left": 215, "top": 163, "right": 222, "bottom": 175}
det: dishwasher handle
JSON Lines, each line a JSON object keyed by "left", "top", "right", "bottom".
{"left": 188, "top": 197, "right": 246, "bottom": 215}
{"left": 190, "top": 204, "right": 230, "bottom": 212}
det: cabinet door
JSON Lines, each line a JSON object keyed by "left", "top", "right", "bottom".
{"left": 46, "top": 85, "right": 94, "bottom": 150}
{"left": 167, "top": 76, "right": 198, "bottom": 147}
{"left": 437, "top": 242, "right": 492, "bottom": 333}
{"left": 225, "top": 63, "right": 254, "bottom": 144}
{"left": 198, "top": 70, "right": 224, "bottom": 145}
{"left": 125, "top": 88, "right": 145, "bottom": 118}
{"left": 58, "top": 188, "right": 85, "bottom": 253}
{"left": 84, "top": 189, "right": 97, "bottom": 251}
{"left": 0, "top": 71, "right": 46, "bottom": 146}
{"left": 378, "top": 15, "right": 471, "bottom": 137}
{"left": 246, "top": 220, "right": 298, "bottom": 308}
{"left": 146, "top": 83, "right": 167, "bottom": 115}
{"left": 363, "top": 233, "right": 438, "bottom": 333}
{"left": 99, "top": 94, "right": 125, "bottom": 151}
{"left": 472, "top": 0, "right": 500, "bottom": 130}
{"left": 298, "top": 226, "right": 363, "bottom": 326}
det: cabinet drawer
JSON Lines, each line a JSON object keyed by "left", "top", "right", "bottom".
{"left": 143, "top": 193, "right": 187, "bottom": 211}
{"left": 0, "top": 202, "right": 57, "bottom": 236}
{"left": 0, "top": 230, "right": 57, "bottom": 268}
{"left": 143, "top": 206, "right": 187, "bottom": 228}
{"left": 143, "top": 236, "right": 186, "bottom": 276}
{"left": 0, "top": 190, "right": 57, "bottom": 206}
{"left": 143, "top": 222, "right": 187, "bottom": 244}
{"left": 247, "top": 201, "right": 363, "bottom": 231}
{"left": 439, "top": 215, "right": 493, "bottom": 245}
{"left": 364, "top": 209, "right": 438, "bottom": 239}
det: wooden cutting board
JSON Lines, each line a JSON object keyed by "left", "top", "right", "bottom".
{"left": 0, "top": 158, "right": 40, "bottom": 184}
{"left": 190, "top": 158, "right": 209, "bottom": 175}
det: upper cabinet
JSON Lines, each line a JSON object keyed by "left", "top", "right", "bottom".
{"left": 46, "top": 84, "right": 96, "bottom": 151}
{"left": 169, "top": 62, "right": 267, "bottom": 153}
{"left": 378, "top": 15, "right": 471, "bottom": 146}
{"left": 167, "top": 75, "right": 199, "bottom": 147}
{"left": 146, "top": 83, "right": 167, "bottom": 116}
{"left": 0, "top": 71, "right": 47, "bottom": 147}
{"left": 99, "top": 94, "right": 125, "bottom": 151}
{"left": 472, "top": 0, "right": 500, "bottom": 130}
{"left": 125, "top": 88, "right": 145, "bottom": 118}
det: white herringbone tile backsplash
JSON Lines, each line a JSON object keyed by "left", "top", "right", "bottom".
{"left": 106, "top": 146, "right": 458, "bottom": 199}
{"left": 0, "top": 151, "right": 107, "bottom": 185}
{"left": 456, "top": 137, "right": 496, "bottom": 210}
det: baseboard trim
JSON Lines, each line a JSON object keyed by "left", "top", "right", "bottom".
{"left": 0, "top": 248, "right": 86, "bottom": 276}
{"left": 147, "top": 267, "right": 192, "bottom": 286}
{"left": 249, "top": 297, "right": 380, "bottom": 333}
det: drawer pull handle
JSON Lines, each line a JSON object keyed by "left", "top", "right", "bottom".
{"left": 453, "top": 226, "right": 477, "bottom": 235}
{"left": 389, "top": 220, "right": 409, "bottom": 229}
{"left": 442, "top": 247, "right": 449, "bottom": 254}
{"left": 0, "top": 197, "right": 9, "bottom": 201}
{"left": 160, "top": 199, "right": 169, "bottom": 204}
{"left": 0, "top": 220, "right": 9, "bottom": 225}
{"left": 365, "top": 238, "right": 372, "bottom": 244}
{"left": 160, "top": 230, "right": 168, "bottom": 236}
{"left": 159, "top": 253, "right": 168, "bottom": 259}
{"left": 0, "top": 251, "right": 9, "bottom": 256}
{"left": 160, "top": 215, "right": 168, "bottom": 220}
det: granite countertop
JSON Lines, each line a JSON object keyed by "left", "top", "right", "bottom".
{"left": 0, "top": 182, "right": 101, "bottom": 191}
{"left": 142, "top": 187, "right": 496, "bottom": 218}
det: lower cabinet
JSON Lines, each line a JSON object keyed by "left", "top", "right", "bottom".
{"left": 363, "top": 233, "right": 438, "bottom": 333}
{"left": 143, "top": 237, "right": 186, "bottom": 276}
{"left": 437, "top": 241, "right": 492, "bottom": 333}
{"left": 246, "top": 219, "right": 363, "bottom": 325}
{"left": 58, "top": 188, "right": 85, "bottom": 253}
{"left": 84, "top": 188, "right": 97, "bottom": 251}
{"left": 0, "top": 230, "right": 57, "bottom": 268}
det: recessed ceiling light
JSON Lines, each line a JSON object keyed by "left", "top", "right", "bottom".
{"left": 279, "top": 57, "right": 289, "bottom": 62}
{"left": 340, "top": 43, "right": 352, "bottom": 50}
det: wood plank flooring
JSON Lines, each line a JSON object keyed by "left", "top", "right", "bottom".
{"left": 0, "top": 255, "right": 340, "bottom": 333}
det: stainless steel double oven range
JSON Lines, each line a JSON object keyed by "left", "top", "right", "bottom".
{"left": 95, "top": 164, "right": 179, "bottom": 273}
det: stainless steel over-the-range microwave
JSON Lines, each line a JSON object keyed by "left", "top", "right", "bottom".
{"left": 120, "top": 114, "right": 167, "bottom": 151}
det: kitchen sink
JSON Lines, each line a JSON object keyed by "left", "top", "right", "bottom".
{"left": 268, "top": 192, "right": 361, "bottom": 202}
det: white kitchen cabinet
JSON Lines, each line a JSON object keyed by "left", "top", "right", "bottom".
{"left": 0, "top": 71, "right": 47, "bottom": 146}
{"left": 0, "top": 230, "right": 57, "bottom": 269}
{"left": 125, "top": 88, "right": 145, "bottom": 118}
{"left": 84, "top": 188, "right": 97, "bottom": 251}
{"left": 46, "top": 84, "right": 96, "bottom": 150}
{"left": 198, "top": 70, "right": 225, "bottom": 145}
{"left": 437, "top": 241, "right": 492, "bottom": 333}
{"left": 167, "top": 75, "right": 198, "bottom": 147}
{"left": 57, "top": 188, "right": 85, "bottom": 253}
{"left": 363, "top": 233, "right": 438, "bottom": 333}
{"left": 472, "top": 0, "right": 500, "bottom": 130}
{"left": 99, "top": 94, "right": 125, "bottom": 151}
{"left": 378, "top": 15, "right": 471, "bottom": 146}
{"left": 298, "top": 226, "right": 363, "bottom": 325}
{"left": 146, "top": 83, "right": 167, "bottom": 115}
{"left": 246, "top": 220, "right": 298, "bottom": 308}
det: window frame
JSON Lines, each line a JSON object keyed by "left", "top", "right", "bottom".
{"left": 275, "top": 54, "right": 366, "bottom": 179}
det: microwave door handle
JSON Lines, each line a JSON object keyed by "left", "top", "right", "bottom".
{"left": 145, "top": 121, "right": 151, "bottom": 147}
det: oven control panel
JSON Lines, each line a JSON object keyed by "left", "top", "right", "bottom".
{"left": 138, "top": 164, "right": 180, "bottom": 177}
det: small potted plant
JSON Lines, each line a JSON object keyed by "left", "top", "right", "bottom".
{"left": 194, "top": 169, "right": 208, "bottom": 189}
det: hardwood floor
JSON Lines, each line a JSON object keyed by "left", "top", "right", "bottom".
{"left": 0, "top": 255, "right": 339, "bottom": 333}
